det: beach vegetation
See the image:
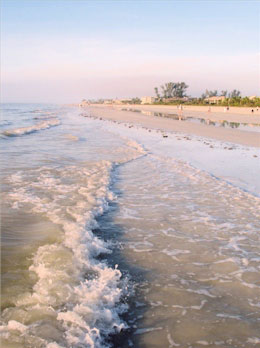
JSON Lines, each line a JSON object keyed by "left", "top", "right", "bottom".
{"left": 221, "top": 90, "right": 228, "bottom": 97}
{"left": 152, "top": 95, "right": 260, "bottom": 108}
{"left": 84, "top": 92, "right": 260, "bottom": 108}
{"left": 129, "top": 97, "right": 142, "bottom": 104}
{"left": 228, "top": 89, "right": 241, "bottom": 98}
{"left": 154, "top": 82, "right": 189, "bottom": 100}
{"left": 154, "top": 87, "right": 160, "bottom": 99}
{"left": 200, "top": 89, "right": 241, "bottom": 100}
{"left": 201, "top": 89, "right": 218, "bottom": 99}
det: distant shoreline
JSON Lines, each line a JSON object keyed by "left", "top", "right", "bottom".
{"left": 83, "top": 104, "right": 260, "bottom": 148}
{"left": 85, "top": 103, "right": 260, "bottom": 117}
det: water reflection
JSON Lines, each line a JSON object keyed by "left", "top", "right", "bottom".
{"left": 121, "top": 108, "right": 260, "bottom": 133}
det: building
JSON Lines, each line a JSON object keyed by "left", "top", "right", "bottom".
{"left": 141, "top": 96, "right": 156, "bottom": 104}
{"left": 204, "top": 96, "right": 226, "bottom": 104}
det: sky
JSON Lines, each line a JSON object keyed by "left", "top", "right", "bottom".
{"left": 1, "top": 0, "right": 260, "bottom": 103}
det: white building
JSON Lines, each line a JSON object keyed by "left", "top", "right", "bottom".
{"left": 141, "top": 96, "right": 156, "bottom": 104}
{"left": 204, "top": 96, "right": 226, "bottom": 104}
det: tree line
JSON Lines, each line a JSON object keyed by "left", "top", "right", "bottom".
{"left": 81, "top": 82, "right": 259, "bottom": 107}
{"left": 201, "top": 89, "right": 241, "bottom": 98}
{"left": 152, "top": 82, "right": 259, "bottom": 107}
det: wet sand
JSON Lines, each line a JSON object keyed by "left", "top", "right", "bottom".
{"left": 85, "top": 105, "right": 260, "bottom": 148}
{"left": 115, "top": 104, "right": 260, "bottom": 121}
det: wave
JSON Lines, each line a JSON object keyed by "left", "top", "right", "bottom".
{"left": 33, "top": 114, "right": 57, "bottom": 120}
{"left": 0, "top": 134, "right": 148, "bottom": 347}
{"left": 1, "top": 135, "right": 147, "bottom": 347}
{"left": 0, "top": 120, "right": 12, "bottom": 127}
{"left": 1, "top": 161, "right": 127, "bottom": 347}
{"left": 2, "top": 118, "right": 60, "bottom": 137}
{"left": 21, "top": 109, "right": 47, "bottom": 113}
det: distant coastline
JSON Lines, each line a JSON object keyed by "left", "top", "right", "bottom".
{"left": 80, "top": 103, "right": 260, "bottom": 117}
{"left": 82, "top": 104, "right": 260, "bottom": 148}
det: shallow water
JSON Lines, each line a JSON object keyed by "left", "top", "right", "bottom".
{"left": 1, "top": 104, "right": 260, "bottom": 347}
{"left": 108, "top": 155, "right": 260, "bottom": 347}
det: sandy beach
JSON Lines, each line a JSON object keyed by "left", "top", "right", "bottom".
{"left": 86, "top": 105, "right": 260, "bottom": 147}
{"left": 116, "top": 104, "right": 260, "bottom": 121}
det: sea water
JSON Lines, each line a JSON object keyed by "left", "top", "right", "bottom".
{"left": 1, "top": 104, "right": 260, "bottom": 348}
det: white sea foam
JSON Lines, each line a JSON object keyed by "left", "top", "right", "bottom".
{"left": 1, "top": 161, "right": 125, "bottom": 347}
{"left": 196, "top": 341, "right": 209, "bottom": 346}
{"left": 247, "top": 337, "right": 260, "bottom": 345}
{"left": 135, "top": 326, "right": 163, "bottom": 335}
{"left": 1, "top": 135, "right": 147, "bottom": 347}
{"left": 3, "top": 118, "right": 60, "bottom": 136}
{"left": 126, "top": 140, "right": 146, "bottom": 154}
{"left": 167, "top": 332, "right": 181, "bottom": 347}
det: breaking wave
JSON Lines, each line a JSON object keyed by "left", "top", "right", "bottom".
{"left": 2, "top": 118, "right": 60, "bottom": 137}
{"left": 1, "top": 139, "right": 146, "bottom": 347}
{"left": 1, "top": 162, "right": 126, "bottom": 347}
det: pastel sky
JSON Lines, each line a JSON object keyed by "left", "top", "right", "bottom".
{"left": 1, "top": 0, "right": 259, "bottom": 103}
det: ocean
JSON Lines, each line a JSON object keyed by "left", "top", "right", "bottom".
{"left": 1, "top": 104, "right": 260, "bottom": 348}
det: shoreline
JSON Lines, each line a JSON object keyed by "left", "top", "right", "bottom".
{"left": 115, "top": 104, "right": 260, "bottom": 122}
{"left": 84, "top": 105, "right": 260, "bottom": 148}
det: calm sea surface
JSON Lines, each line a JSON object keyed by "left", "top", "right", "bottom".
{"left": 1, "top": 104, "right": 260, "bottom": 348}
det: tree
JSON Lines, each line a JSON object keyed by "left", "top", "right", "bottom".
{"left": 130, "top": 97, "right": 141, "bottom": 104}
{"left": 208, "top": 90, "right": 218, "bottom": 97}
{"left": 154, "top": 87, "right": 160, "bottom": 99}
{"left": 160, "top": 83, "right": 168, "bottom": 98}
{"left": 228, "top": 89, "right": 241, "bottom": 98}
{"left": 221, "top": 90, "right": 228, "bottom": 97}
{"left": 201, "top": 89, "right": 218, "bottom": 99}
{"left": 174, "top": 82, "right": 189, "bottom": 98}
{"left": 164, "top": 82, "right": 175, "bottom": 98}
{"left": 154, "top": 82, "right": 189, "bottom": 99}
